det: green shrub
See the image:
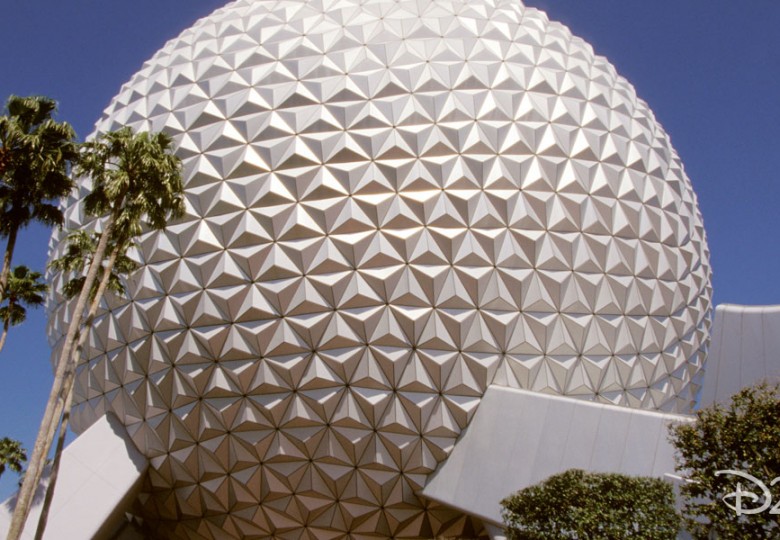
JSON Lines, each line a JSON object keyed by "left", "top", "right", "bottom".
{"left": 669, "top": 382, "right": 780, "bottom": 539}
{"left": 501, "top": 469, "right": 679, "bottom": 540}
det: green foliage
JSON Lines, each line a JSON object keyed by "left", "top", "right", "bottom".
{"left": 0, "top": 95, "right": 77, "bottom": 236}
{"left": 0, "top": 265, "right": 47, "bottom": 326}
{"left": 77, "top": 126, "right": 185, "bottom": 241}
{"left": 49, "top": 230, "right": 137, "bottom": 300}
{"left": 669, "top": 382, "right": 780, "bottom": 539}
{"left": 11, "top": 126, "right": 184, "bottom": 540}
{"left": 0, "top": 437, "right": 27, "bottom": 479}
{"left": 501, "top": 469, "right": 680, "bottom": 540}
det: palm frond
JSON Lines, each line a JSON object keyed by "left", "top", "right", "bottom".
{"left": 0, "top": 437, "right": 27, "bottom": 478}
{"left": 77, "top": 127, "right": 184, "bottom": 244}
{"left": 0, "top": 265, "right": 48, "bottom": 325}
{"left": 0, "top": 95, "right": 77, "bottom": 239}
{"left": 51, "top": 230, "right": 138, "bottom": 300}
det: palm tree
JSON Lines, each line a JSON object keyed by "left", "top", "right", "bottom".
{"left": 0, "top": 265, "right": 48, "bottom": 353}
{"left": 0, "top": 96, "right": 77, "bottom": 297}
{"left": 8, "top": 127, "right": 185, "bottom": 540}
{"left": 49, "top": 230, "right": 138, "bottom": 301}
{"left": 0, "top": 437, "right": 26, "bottom": 480}
{"left": 33, "top": 230, "right": 139, "bottom": 539}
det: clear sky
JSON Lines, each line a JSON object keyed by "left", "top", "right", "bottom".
{"left": 1, "top": 1, "right": 779, "bottom": 500}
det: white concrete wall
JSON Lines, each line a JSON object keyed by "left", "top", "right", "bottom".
{"left": 700, "top": 304, "right": 780, "bottom": 407}
{"left": 0, "top": 413, "right": 147, "bottom": 540}
{"left": 421, "top": 386, "right": 691, "bottom": 527}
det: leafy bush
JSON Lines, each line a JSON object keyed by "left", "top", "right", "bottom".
{"left": 501, "top": 469, "right": 679, "bottom": 540}
{"left": 669, "top": 382, "right": 780, "bottom": 539}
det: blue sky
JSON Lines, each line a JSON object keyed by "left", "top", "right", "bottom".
{"left": 1, "top": 1, "right": 780, "bottom": 499}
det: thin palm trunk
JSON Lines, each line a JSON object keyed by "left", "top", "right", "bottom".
{"left": 33, "top": 382, "right": 74, "bottom": 540}
{"left": 34, "top": 244, "right": 121, "bottom": 539}
{"left": 11, "top": 126, "right": 183, "bottom": 539}
{"left": 7, "top": 217, "right": 116, "bottom": 540}
{"left": 0, "top": 226, "right": 18, "bottom": 297}
{"left": 0, "top": 315, "right": 9, "bottom": 354}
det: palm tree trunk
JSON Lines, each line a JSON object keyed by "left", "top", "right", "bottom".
{"left": 7, "top": 218, "right": 116, "bottom": 540}
{"left": 32, "top": 381, "right": 74, "bottom": 540}
{"left": 0, "top": 316, "right": 10, "bottom": 355}
{"left": 0, "top": 226, "right": 18, "bottom": 298}
{"left": 33, "top": 243, "right": 122, "bottom": 539}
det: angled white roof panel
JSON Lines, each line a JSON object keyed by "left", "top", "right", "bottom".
{"left": 700, "top": 304, "right": 780, "bottom": 407}
{"left": 421, "top": 386, "right": 690, "bottom": 527}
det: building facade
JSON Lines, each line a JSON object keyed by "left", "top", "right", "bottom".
{"left": 44, "top": 0, "right": 712, "bottom": 537}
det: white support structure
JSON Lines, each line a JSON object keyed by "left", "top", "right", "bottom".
{"left": 701, "top": 304, "right": 780, "bottom": 406}
{"left": 421, "top": 386, "right": 691, "bottom": 528}
{"left": 0, "top": 414, "right": 147, "bottom": 540}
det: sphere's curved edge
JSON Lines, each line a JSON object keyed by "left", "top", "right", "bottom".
{"left": 46, "top": 1, "right": 712, "bottom": 537}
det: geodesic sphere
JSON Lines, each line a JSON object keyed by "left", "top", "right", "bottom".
{"left": 48, "top": 0, "right": 712, "bottom": 537}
